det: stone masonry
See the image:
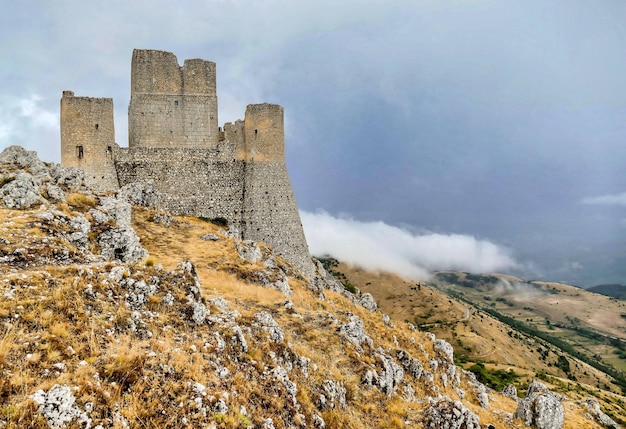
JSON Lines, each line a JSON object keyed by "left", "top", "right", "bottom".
{"left": 60, "top": 49, "right": 314, "bottom": 277}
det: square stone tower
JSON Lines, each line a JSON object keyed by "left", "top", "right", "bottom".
{"left": 128, "top": 49, "right": 219, "bottom": 148}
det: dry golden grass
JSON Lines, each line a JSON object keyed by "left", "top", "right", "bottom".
{"left": 0, "top": 200, "right": 620, "bottom": 428}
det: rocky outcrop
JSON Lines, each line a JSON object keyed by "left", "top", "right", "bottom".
{"left": 422, "top": 396, "right": 481, "bottom": 429}
{"left": 0, "top": 146, "right": 147, "bottom": 264}
{"left": 580, "top": 398, "right": 621, "bottom": 429}
{"left": 32, "top": 384, "right": 92, "bottom": 429}
{"left": 514, "top": 381, "right": 564, "bottom": 429}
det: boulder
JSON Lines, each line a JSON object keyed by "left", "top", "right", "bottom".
{"left": 514, "top": 381, "right": 564, "bottom": 429}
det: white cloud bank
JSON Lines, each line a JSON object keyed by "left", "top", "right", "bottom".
{"left": 301, "top": 211, "right": 517, "bottom": 280}
{"left": 581, "top": 192, "right": 626, "bottom": 207}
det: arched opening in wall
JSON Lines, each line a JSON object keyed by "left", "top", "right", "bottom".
{"left": 76, "top": 146, "right": 84, "bottom": 160}
{"left": 106, "top": 146, "right": 112, "bottom": 158}
{"left": 174, "top": 100, "right": 179, "bottom": 106}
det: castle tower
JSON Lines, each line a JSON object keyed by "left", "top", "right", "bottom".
{"left": 128, "top": 49, "right": 219, "bottom": 148}
{"left": 60, "top": 91, "right": 119, "bottom": 190}
{"left": 239, "top": 103, "right": 315, "bottom": 278}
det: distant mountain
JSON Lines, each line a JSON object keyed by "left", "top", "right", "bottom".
{"left": 588, "top": 284, "right": 626, "bottom": 300}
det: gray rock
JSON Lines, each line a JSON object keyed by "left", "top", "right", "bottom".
{"left": 310, "top": 259, "right": 344, "bottom": 294}
{"left": 253, "top": 312, "right": 285, "bottom": 343}
{"left": 272, "top": 365, "right": 298, "bottom": 406}
{"left": 374, "top": 349, "right": 404, "bottom": 396}
{"left": 312, "top": 413, "right": 326, "bottom": 429}
{"left": 31, "top": 384, "right": 91, "bottom": 429}
{"left": 125, "top": 280, "right": 157, "bottom": 310}
{"left": 151, "top": 213, "right": 176, "bottom": 226}
{"left": 580, "top": 398, "right": 620, "bottom": 429}
{"left": 502, "top": 383, "right": 518, "bottom": 400}
{"left": 422, "top": 396, "right": 481, "bottom": 429}
{"left": 118, "top": 182, "right": 160, "bottom": 207}
{"left": 50, "top": 165, "right": 85, "bottom": 190}
{"left": 99, "top": 196, "right": 132, "bottom": 229}
{"left": 396, "top": 349, "right": 423, "bottom": 379}
{"left": 231, "top": 325, "right": 248, "bottom": 353}
{"left": 236, "top": 240, "right": 262, "bottom": 263}
{"left": 210, "top": 297, "right": 230, "bottom": 312}
{"left": 213, "top": 398, "right": 228, "bottom": 414}
{"left": 514, "top": 381, "right": 564, "bottom": 429}
{"left": 339, "top": 314, "right": 373, "bottom": 351}
{"left": 68, "top": 214, "right": 91, "bottom": 250}
{"left": 98, "top": 226, "right": 147, "bottom": 263}
{"left": 88, "top": 208, "right": 111, "bottom": 225}
{"left": 358, "top": 292, "right": 378, "bottom": 312}
{"left": 1, "top": 171, "right": 44, "bottom": 209}
{"left": 433, "top": 339, "right": 455, "bottom": 364}
{"left": 261, "top": 418, "right": 276, "bottom": 429}
{"left": 200, "top": 233, "right": 220, "bottom": 241}
{"left": 45, "top": 184, "right": 66, "bottom": 202}
{"left": 319, "top": 379, "right": 347, "bottom": 410}
{"left": 0, "top": 145, "right": 49, "bottom": 180}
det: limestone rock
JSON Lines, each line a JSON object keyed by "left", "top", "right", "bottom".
{"left": 358, "top": 292, "right": 378, "bottom": 312}
{"left": 396, "top": 349, "right": 423, "bottom": 380}
{"left": 50, "top": 165, "right": 85, "bottom": 190}
{"left": 422, "top": 396, "right": 481, "bottom": 429}
{"left": 118, "top": 181, "right": 160, "bottom": 207}
{"left": 339, "top": 314, "right": 373, "bottom": 351}
{"left": 318, "top": 379, "right": 347, "bottom": 410}
{"left": 580, "top": 398, "right": 620, "bottom": 429}
{"left": 514, "top": 381, "right": 564, "bottom": 429}
{"left": 0, "top": 145, "right": 49, "bottom": 180}
{"left": 373, "top": 349, "right": 404, "bottom": 396}
{"left": 502, "top": 383, "right": 518, "bottom": 400}
{"left": 236, "top": 240, "right": 262, "bottom": 263}
{"left": 253, "top": 312, "right": 285, "bottom": 343}
{"left": 98, "top": 226, "right": 147, "bottom": 263}
{"left": 1, "top": 171, "right": 44, "bottom": 209}
{"left": 31, "top": 384, "right": 91, "bottom": 429}
{"left": 200, "top": 233, "right": 220, "bottom": 241}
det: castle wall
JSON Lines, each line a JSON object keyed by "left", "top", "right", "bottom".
{"left": 129, "top": 50, "right": 218, "bottom": 149}
{"left": 60, "top": 91, "right": 119, "bottom": 190}
{"left": 114, "top": 148, "right": 245, "bottom": 221}
{"left": 241, "top": 161, "right": 315, "bottom": 278}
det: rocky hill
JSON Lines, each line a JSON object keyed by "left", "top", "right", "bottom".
{"left": 0, "top": 145, "right": 621, "bottom": 428}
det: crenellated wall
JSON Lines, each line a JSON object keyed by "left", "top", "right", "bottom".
{"left": 60, "top": 50, "right": 315, "bottom": 278}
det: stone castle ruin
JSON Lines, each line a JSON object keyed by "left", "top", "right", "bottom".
{"left": 60, "top": 49, "right": 313, "bottom": 276}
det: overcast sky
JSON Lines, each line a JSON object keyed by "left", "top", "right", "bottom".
{"left": 2, "top": 1, "right": 626, "bottom": 286}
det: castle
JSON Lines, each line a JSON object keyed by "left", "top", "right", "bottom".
{"left": 60, "top": 49, "right": 314, "bottom": 277}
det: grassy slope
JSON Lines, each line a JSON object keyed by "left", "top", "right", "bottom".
{"left": 335, "top": 263, "right": 626, "bottom": 425}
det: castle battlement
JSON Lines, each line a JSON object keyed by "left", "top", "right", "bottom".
{"left": 60, "top": 49, "right": 314, "bottom": 277}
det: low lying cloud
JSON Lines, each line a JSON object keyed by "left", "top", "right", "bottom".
{"left": 581, "top": 192, "right": 626, "bottom": 207}
{"left": 301, "top": 210, "right": 517, "bottom": 280}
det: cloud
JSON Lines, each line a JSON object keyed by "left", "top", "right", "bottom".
{"left": 301, "top": 210, "right": 517, "bottom": 280}
{"left": 581, "top": 192, "right": 626, "bottom": 207}
{"left": 0, "top": 94, "right": 59, "bottom": 161}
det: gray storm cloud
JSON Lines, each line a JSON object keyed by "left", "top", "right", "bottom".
{"left": 301, "top": 210, "right": 517, "bottom": 280}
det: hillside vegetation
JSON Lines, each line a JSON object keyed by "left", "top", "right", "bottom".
{"left": 333, "top": 262, "right": 626, "bottom": 426}
{"left": 0, "top": 145, "right": 622, "bottom": 428}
